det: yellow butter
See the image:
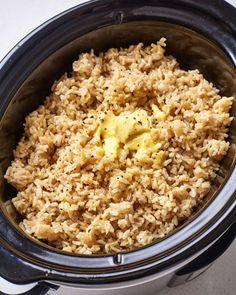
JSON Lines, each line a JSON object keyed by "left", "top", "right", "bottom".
{"left": 94, "top": 126, "right": 101, "bottom": 142}
{"left": 116, "top": 110, "right": 150, "bottom": 143}
{"left": 125, "top": 133, "right": 153, "bottom": 150}
{"left": 103, "top": 137, "right": 119, "bottom": 159}
{"left": 100, "top": 113, "right": 117, "bottom": 138}
{"left": 151, "top": 104, "right": 166, "bottom": 121}
{"left": 153, "top": 150, "right": 165, "bottom": 165}
{"left": 97, "top": 108, "right": 165, "bottom": 159}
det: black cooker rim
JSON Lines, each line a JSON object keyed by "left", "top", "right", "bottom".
{"left": 0, "top": 0, "right": 236, "bottom": 285}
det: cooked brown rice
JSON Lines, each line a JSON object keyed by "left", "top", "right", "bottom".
{"left": 5, "top": 38, "right": 233, "bottom": 254}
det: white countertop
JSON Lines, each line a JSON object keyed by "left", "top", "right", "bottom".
{"left": 0, "top": 1, "right": 235, "bottom": 295}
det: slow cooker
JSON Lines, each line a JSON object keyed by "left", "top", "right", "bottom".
{"left": 0, "top": 0, "right": 236, "bottom": 294}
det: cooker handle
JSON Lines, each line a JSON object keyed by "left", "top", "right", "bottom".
{"left": 0, "top": 281, "right": 58, "bottom": 295}
{"left": 168, "top": 222, "right": 236, "bottom": 287}
{"left": 0, "top": 241, "right": 59, "bottom": 294}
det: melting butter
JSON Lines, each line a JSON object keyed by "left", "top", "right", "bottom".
{"left": 95, "top": 107, "right": 165, "bottom": 161}
{"left": 151, "top": 104, "right": 166, "bottom": 121}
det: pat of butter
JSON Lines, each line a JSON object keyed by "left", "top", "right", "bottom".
{"left": 100, "top": 113, "right": 117, "bottom": 137}
{"left": 125, "top": 133, "right": 155, "bottom": 151}
{"left": 96, "top": 108, "right": 165, "bottom": 159}
{"left": 153, "top": 150, "right": 165, "bottom": 165}
{"left": 151, "top": 104, "right": 166, "bottom": 121}
{"left": 103, "top": 137, "right": 119, "bottom": 159}
{"left": 116, "top": 110, "right": 150, "bottom": 143}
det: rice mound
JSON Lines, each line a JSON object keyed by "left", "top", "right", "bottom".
{"left": 5, "top": 38, "right": 233, "bottom": 254}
